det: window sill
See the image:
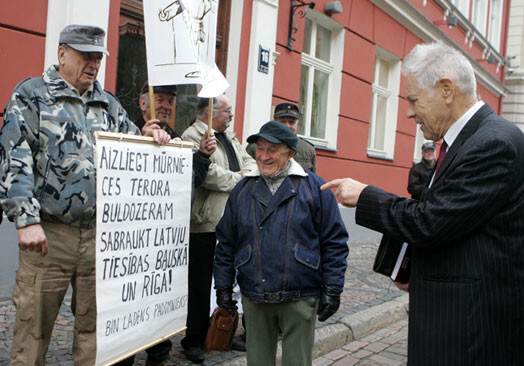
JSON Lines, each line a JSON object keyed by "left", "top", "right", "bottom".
{"left": 367, "top": 150, "right": 394, "bottom": 161}
{"left": 315, "top": 145, "right": 338, "bottom": 152}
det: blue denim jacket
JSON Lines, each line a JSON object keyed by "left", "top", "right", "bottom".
{"left": 214, "top": 160, "right": 349, "bottom": 302}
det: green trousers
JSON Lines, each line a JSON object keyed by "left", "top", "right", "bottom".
{"left": 242, "top": 295, "right": 319, "bottom": 366}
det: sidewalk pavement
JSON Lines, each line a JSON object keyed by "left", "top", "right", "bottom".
{"left": 313, "top": 318, "right": 408, "bottom": 365}
{"left": 0, "top": 241, "right": 408, "bottom": 365}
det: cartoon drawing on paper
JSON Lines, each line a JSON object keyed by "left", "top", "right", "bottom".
{"left": 157, "top": 0, "right": 218, "bottom": 78}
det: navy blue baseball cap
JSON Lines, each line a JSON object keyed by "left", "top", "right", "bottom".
{"left": 421, "top": 142, "right": 436, "bottom": 151}
{"left": 141, "top": 81, "right": 177, "bottom": 96}
{"left": 247, "top": 121, "right": 298, "bottom": 151}
{"left": 273, "top": 102, "right": 299, "bottom": 119}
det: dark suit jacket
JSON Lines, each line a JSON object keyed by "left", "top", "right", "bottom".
{"left": 356, "top": 104, "right": 524, "bottom": 365}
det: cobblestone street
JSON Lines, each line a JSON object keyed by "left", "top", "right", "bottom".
{"left": 0, "top": 241, "right": 407, "bottom": 365}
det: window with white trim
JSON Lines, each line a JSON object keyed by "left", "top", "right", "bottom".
{"left": 488, "top": 0, "right": 503, "bottom": 51}
{"left": 450, "top": 0, "right": 469, "bottom": 17}
{"left": 471, "top": 0, "right": 488, "bottom": 36}
{"left": 367, "top": 47, "right": 401, "bottom": 160}
{"left": 413, "top": 128, "right": 431, "bottom": 163}
{"left": 299, "top": 11, "right": 344, "bottom": 149}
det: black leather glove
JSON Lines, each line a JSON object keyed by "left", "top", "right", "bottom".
{"left": 216, "top": 287, "right": 238, "bottom": 315}
{"left": 317, "top": 286, "right": 340, "bottom": 322}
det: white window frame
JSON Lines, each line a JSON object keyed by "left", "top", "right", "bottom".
{"left": 488, "top": 0, "right": 504, "bottom": 51}
{"left": 299, "top": 10, "right": 344, "bottom": 149}
{"left": 367, "top": 47, "right": 401, "bottom": 160}
{"left": 413, "top": 128, "right": 430, "bottom": 163}
{"left": 471, "top": 0, "right": 488, "bottom": 36}
{"left": 450, "top": 0, "right": 470, "bottom": 17}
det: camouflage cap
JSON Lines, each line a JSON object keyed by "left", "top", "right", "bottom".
{"left": 59, "top": 24, "right": 109, "bottom": 56}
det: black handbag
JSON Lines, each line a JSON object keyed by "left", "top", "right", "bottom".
{"left": 373, "top": 235, "right": 411, "bottom": 283}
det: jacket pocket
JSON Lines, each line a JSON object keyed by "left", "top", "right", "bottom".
{"left": 294, "top": 243, "right": 320, "bottom": 270}
{"left": 234, "top": 245, "right": 252, "bottom": 269}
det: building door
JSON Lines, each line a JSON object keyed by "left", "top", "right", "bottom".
{"left": 116, "top": 0, "right": 231, "bottom": 134}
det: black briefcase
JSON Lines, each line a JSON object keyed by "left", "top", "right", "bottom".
{"left": 373, "top": 235, "right": 411, "bottom": 283}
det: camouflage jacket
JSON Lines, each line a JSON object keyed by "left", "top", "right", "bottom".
{"left": 0, "top": 65, "right": 139, "bottom": 229}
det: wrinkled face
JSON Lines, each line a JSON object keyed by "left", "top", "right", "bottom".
{"left": 142, "top": 92, "right": 176, "bottom": 125}
{"left": 212, "top": 95, "right": 234, "bottom": 132}
{"left": 58, "top": 45, "right": 102, "bottom": 95}
{"left": 255, "top": 138, "right": 294, "bottom": 177}
{"left": 422, "top": 149, "right": 435, "bottom": 161}
{"left": 406, "top": 74, "right": 451, "bottom": 141}
{"left": 275, "top": 116, "right": 299, "bottom": 134}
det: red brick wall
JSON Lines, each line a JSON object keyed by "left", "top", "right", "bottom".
{"left": 270, "top": 0, "right": 506, "bottom": 197}
{"left": 0, "top": 1, "right": 48, "bottom": 126}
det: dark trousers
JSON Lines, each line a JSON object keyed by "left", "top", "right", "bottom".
{"left": 114, "top": 339, "right": 172, "bottom": 365}
{"left": 181, "top": 232, "right": 216, "bottom": 348}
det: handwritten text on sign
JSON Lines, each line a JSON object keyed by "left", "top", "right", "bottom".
{"left": 95, "top": 136, "right": 192, "bottom": 365}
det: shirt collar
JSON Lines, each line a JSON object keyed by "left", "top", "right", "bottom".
{"left": 62, "top": 79, "right": 94, "bottom": 101}
{"left": 44, "top": 65, "right": 103, "bottom": 103}
{"left": 442, "top": 100, "right": 484, "bottom": 151}
{"left": 245, "top": 158, "right": 308, "bottom": 178}
{"left": 197, "top": 120, "right": 216, "bottom": 134}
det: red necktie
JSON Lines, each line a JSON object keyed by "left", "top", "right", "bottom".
{"left": 435, "top": 141, "right": 448, "bottom": 174}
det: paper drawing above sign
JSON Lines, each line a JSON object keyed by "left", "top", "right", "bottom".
{"left": 154, "top": 0, "right": 217, "bottom": 78}
{"left": 143, "top": 0, "right": 228, "bottom": 97}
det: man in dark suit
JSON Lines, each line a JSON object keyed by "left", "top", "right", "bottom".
{"left": 322, "top": 42, "right": 524, "bottom": 365}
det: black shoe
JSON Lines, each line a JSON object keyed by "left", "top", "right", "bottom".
{"left": 184, "top": 346, "right": 205, "bottom": 364}
{"left": 231, "top": 338, "right": 246, "bottom": 352}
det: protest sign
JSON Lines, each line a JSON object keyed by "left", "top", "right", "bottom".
{"left": 94, "top": 132, "right": 193, "bottom": 366}
{"left": 143, "top": 0, "right": 229, "bottom": 97}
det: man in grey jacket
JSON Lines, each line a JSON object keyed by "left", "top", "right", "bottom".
{"left": 180, "top": 94, "right": 256, "bottom": 363}
{"left": 0, "top": 24, "right": 169, "bottom": 365}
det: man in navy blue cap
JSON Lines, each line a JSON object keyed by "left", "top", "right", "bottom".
{"left": 407, "top": 141, "right": 436, "bottom": 200}
{"left": 247, "top": 102, "right": 317, "bottom": 172}
{"left": 214, "top": 121, "right": 349, "bottom": 365}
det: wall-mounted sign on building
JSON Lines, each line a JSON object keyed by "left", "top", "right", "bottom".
{"left": 258, "top": 45, "right": 270, "bottom": 74}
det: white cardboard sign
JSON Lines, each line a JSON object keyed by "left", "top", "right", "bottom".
{"left": 95, "top": 133, "right": 192, "bottom": 365}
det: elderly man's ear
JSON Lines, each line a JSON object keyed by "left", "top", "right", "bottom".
{"left": 139, "top": 97, "right": 148, "bottom": 113}
{"left": 438, "top": 77, "right": 455, "bottom": 103}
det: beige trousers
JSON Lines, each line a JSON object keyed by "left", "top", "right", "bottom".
{"left": 10, "top": 221, "right": 97, "bottom": 366}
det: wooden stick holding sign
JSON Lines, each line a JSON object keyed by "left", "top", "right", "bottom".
{"left": 207, "top": 98, "right": 213, "bottom": 138}
{"left": 170, "top": 98, "right": 177, "bottom": 131}
{"left": 148, "top": 85, "right": 156, "bottom": 120}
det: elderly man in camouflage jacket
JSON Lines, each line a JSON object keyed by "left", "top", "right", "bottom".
{"left": 0, "top": 25, "right": 170, "bottom": 365}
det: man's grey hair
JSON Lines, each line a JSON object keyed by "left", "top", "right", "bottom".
{"left": 140, "top": 92, "right": 150, "bottom": 107}
{"left": 196, "top": 97, "right": 221, "bottom": 119}
{"left": 402, "top": 42, "right": 476, "bottom": 98}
